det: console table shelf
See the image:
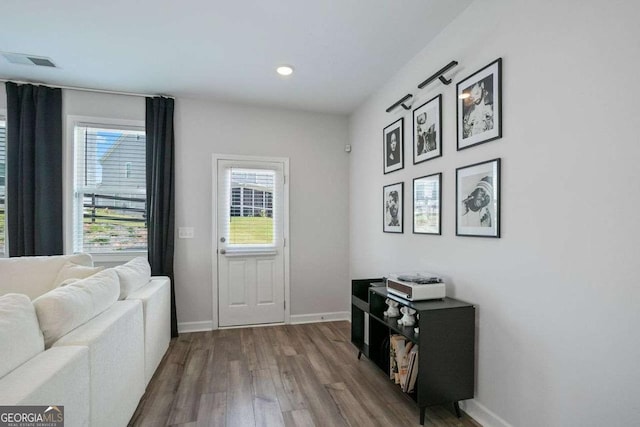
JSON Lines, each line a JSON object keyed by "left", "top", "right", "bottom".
{"left": 351, "top": 278, "right": 476, "bottom": 425}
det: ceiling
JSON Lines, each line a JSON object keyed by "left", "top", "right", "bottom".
{"left": 0, "top": 0, "right": 472, "bottom": 114}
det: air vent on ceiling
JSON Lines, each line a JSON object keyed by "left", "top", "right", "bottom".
{"left": 1, "top": 52, "right": 57, "bottom": 68}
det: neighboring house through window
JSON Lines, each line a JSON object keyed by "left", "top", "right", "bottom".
{"left": 230, "top": 172, "right": 274, "bottom": 218}
{"left": 72, "top": 121, "right": 147, "bottom": 255}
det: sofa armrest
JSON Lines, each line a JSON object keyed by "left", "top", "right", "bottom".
{"left": 0, "top": 346, "right": 90, "bottom": 427}
{"left": 126, "top": 276, "right": 171, "bottom": 385}
{"left": 53, "top": 300, "right": 145, "bottom": 427}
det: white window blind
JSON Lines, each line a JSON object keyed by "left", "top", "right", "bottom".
{"left": 0, "top": 118, "right": 6, "bottom": 256}
{"left": 219, "top": 165, "right": 283, "bottom": 250}
{"left": 73, "top": 124, "right": 147, "bottom": 253}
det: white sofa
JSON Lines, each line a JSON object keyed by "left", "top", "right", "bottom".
{"left": 0, "top": 254, "right": 171, "bottom": 427}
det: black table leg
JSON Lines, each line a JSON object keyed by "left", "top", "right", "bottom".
{"left": 453, "top": 401, "right": 461, "bottom": 418}
{"left": 420, "top": 407, "right": 426, "bottom": 425}
{"left": 357, "top": 350, "right": 362, "bottom": 360}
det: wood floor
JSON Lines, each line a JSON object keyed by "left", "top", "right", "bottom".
{"left": 128, "top": 321, "right": 480, "bottom": 427}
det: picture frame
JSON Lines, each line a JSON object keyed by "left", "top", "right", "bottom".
{"left": 383, "top": 182, "right": 404, "bottom": 233}
{"left": 456, "top": 158, "right": 501, "bottom": 237}
{"left": 456, "top": 58, "right": 502, "bottom": 150}
{"left": 413, "top": 94, "right": 442, "bottom": 164}
{"left": 413, "top": 172, "right": 441, "bottom": 235}
{"left": 383, "top": 118, "right": 404, "bottom": 174}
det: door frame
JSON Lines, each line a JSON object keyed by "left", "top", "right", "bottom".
{"left": 211, "top": 153, "right": 291, "bottom": 329}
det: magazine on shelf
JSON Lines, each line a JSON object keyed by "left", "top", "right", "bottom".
{"left": 389, "top": 335, "right": 398, "bottom": 381}
{"left": 406, "top": 345, "right": 419, "bottom": 393}
{"left": 398, "top": 342, "right": 414, "bottom": 387}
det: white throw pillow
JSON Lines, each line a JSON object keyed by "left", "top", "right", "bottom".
{"left": 0, "top": 253, "right": 94, "bottom": 300}
{"left": 33, "top": 269, "right": 120, "bottom": 348}
{"left": 54, "top": 262, "right": 104, "bottom": 286}
{"left": 114, "top": 257, "right": 151, "bottom": 300}
{"left": 0, "top": 294, "right": 45, "bottom": 378}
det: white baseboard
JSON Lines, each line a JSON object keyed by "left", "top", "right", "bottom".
{"left": 460, "top": 399, "right": 512, "bottom": 427}
{"left": 178, "top": 312, "right": 350, "bottom": 332}
{"left": 289, "top": 311, "right": 350, "bottom": 325}
{"left": 178, "top": 320, "right": 214, "bottom": 333}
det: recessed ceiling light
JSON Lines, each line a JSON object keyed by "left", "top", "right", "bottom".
{"left": 276, "top": 65, "right": 294, "bottom": 76}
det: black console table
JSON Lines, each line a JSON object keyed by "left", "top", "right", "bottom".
{"left": 351, "top": 278, "right": 475, "bottom": 425}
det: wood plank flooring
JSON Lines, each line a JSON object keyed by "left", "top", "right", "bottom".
{"left": 128, "top": 321, "right": 481, "bottom": 427}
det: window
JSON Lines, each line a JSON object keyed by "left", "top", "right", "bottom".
{"left": 227, "top": 168, "right": 276, "bottom": 245}
{"left": 0, "top": 116, "right": 5, "bottom": 256}
{"left": 73, "top": 123, "right": 146, "bottom": 254}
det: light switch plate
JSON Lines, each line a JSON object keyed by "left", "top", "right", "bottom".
{"left": 178, "top": 227, "right": 194, "bottom": 239}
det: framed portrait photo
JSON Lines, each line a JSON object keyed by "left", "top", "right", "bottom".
{"left": 383, "top": 118, "right": 404, "bottom": 174}
{"left": 413, "top": 172, "right": 441, "bottom": 235}
{"left": 456, "top": 158, "right": 501, "bottom": 237}
{"left": 413, "top": 94, "right": 442, "bottom": 164}
{"left": 457, "top": 58, "right": 502, "bottom": 150}
{"left": 383, "top": 182, "right": 403, "bottom": 233}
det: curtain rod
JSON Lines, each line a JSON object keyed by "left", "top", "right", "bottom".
{"left": 0, "top": 78, "right": 174, "bottom": 99}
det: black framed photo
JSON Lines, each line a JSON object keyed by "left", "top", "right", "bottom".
{"left": 383, "top": 118, "right": 404, "bottom": 174}
{"left": 457, "top": 58, "right": 502, "bottom": 150}
{"left": 413, "top": 94, "right": 442, "bottom": 164}
{"left": 413, "top": 172, "right": 441, "bottom": 235}
{"left": 456, "top": 158, "right": 500, "bottom": 237}
{"left": 383, "top": 182, "right": 403, "bottom": 233}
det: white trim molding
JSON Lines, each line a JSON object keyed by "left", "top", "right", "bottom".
{"left": 178, "top": 321, "right": 214, "bottom": 334}
{"left": 179, "top": 312, "right": 350, "bottom": 333}
{"left": 290, "top": 311, "right": 351, "bottom": 325}
{"left": 459, "top": 399, "right": 513, "bottom": 427}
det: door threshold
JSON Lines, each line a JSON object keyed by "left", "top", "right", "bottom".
{"left": 218, "top": 321, "right": 286, "bottom": 330}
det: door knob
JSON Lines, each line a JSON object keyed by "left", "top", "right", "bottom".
{"left": 219, "top": 249, "right": 226, "bottom": 254}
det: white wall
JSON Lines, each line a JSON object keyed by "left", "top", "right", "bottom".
{"left": 174, "top": 98, "right": 350, "bottom": 328}
{"left": 1, "top": 85, "right": 350, "bottom": 325}
{"left": 349, "top": 0, "right": 640, "bottom": 426}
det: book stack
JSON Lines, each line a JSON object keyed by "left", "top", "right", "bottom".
{"left": 389, "top": 335, "right": 419, "bottom": 393}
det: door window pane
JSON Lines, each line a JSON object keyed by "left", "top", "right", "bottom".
{"left": 228, "top": 169, "right": 275, "bottom": 245}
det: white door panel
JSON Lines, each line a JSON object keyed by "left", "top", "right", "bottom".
{"left": 256, "top": 259, "right": 274, "bottom": 304}
{"left": 227, "top": 260, "right": 249, "bottom": 306}
{"left": 216, "top": 158, "right": 286, "bottom": 327}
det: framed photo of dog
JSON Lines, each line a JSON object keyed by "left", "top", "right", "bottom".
{"left": 456, "top": 158, "right": 501, "bottom": 237}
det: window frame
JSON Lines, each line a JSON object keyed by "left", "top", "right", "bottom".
{"left": 65, "top": 115, "right": 147, "bottom": 263}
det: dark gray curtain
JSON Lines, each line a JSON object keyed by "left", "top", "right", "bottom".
{"left": 6, "top": 82, "right": 63, "bottom": 256}
{"left": 146, "top": 97, "right": 178, "bottom": 337}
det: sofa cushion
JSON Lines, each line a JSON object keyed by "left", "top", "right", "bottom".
{"left": 53, "top": 262, "right": 104, "bottom": 286}
{"left": 0, "top": 294, "right": 45, "bottom": 379}
{"left": 127, "top": 276, "right": 171, "bottom": 385}
{"left": 52, "top": 300, "right": 145, "bottom": 427}
{"left": 114, "top": 257, "right": 151, "bottom": 299}
{"left": 33, "top": 269, "right": 120, "bottom": 348}
{"left": 0, "top": 253, "right": 94, "bottom": 300}
{"left": 0, "top": 346, "right": 90, "bottom": 427}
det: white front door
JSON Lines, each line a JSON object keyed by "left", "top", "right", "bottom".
{"left": 216, "top": 158, "right": 286, "bottom": 327}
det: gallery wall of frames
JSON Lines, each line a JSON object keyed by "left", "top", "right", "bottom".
{"left": 382, "top": 58, "right": 503, "bottom": 238}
